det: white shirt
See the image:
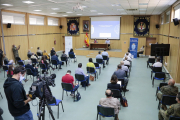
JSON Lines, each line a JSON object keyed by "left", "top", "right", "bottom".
{"left": 124, "top": 54, "right": 132, "bottom": 59}
{"left": 37, "top": 49, "right": 42, "bottom": 54}
{"left": 102, "top": 51, "right": 109, "bottom": 57}
{"left": 123, "top": 56, "right": 131, "bottom": 61}
{"left": 105, "top": 40, "right": 110, "bottom": 44}
{"left": 124, "top": 60, "right": 130, "bottom": 66}
{"left": 139, "top": 47, "right": 144, "bottom": 52}
{"left": 121, "top": 65, "right": 129, "bottom": 72}
{"left": 31, "top": 55, "right": 37, "bottom": 59}
{"left": 153, "top": 62, "right": 162, "bottom": 67}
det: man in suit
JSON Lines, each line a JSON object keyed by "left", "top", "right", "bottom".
{"left": 51, "top": 52, "right": 62, "bottom": 69}
{"left": 25, "top": 60, "right": 38, "bottom": 76}
{"left": 113, "top": 64, "right": 129, "bottom": 91}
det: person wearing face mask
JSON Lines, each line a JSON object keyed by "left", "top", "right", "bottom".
{"left": 3, "top": 66, "right": 33, "bottom": 120}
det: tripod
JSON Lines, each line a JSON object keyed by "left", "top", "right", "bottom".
{"left": 38, "top": 96, "right": 55, "bottom": 120}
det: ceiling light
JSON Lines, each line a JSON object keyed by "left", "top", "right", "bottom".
{"left": 50, "top": 13, "right": 57, "bottom": 14}
{"left": 90, "top": 10, "right": 97, "bottom": 12}
{"left": 51, "top": 8, "right": 59, "bottom": 10}
{"left": 66, "top": 12, "right": 73, "bottom": 13}
{"left": 98, "top": 13, "right": 103, "bottom": 14}
{"left": 1, "top": 4, "right": 13, "bottom": 6}
{"left": 139, "top": 9, "right": 146, "bottom": 10}
{"left": 139, "top": 3, "right": 148, "bottom": 5}
{"left": 22, "top": 1, "right": 34, "bottom": 4}
{"left": 117, "top": 9, "right": 124, "bottom": 11}
{"left": 34, "top": 10, "right": 41, "bottom": 11}
{"left": 82, "top": 6, "right": 87, "bottom": 8}
{"left": 62, "top": 15, "right": 68, "bottom": 16}
{"left": 77, "top": 14, "right": 82, "bottom": 15}
{"left": 112, "top": 4, "right": 120, "bottom": 6}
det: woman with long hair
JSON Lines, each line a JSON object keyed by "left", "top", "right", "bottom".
{"left": 7, "top": 65, "right": 14, "bottom": 77}
{"left": 41, "top": 56, "right": 54, "bottom": 73}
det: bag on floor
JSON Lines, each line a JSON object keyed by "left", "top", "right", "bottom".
{"left": 121, "top": 96, "right": 128, "bottom": 107}
{"left": 90, "top": 75, "right": 94, "bottom": 81}
{"left": 75, "top": 92, "right": 81, "bottom": 102}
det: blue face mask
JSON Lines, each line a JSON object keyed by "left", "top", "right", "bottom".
{"left": 19, "top": 74, "right": 25, "bottom": 82}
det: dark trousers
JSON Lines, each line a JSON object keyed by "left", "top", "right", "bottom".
{"left": 81, "top": 76, "right": 90, "bottom": 87}
{"left": 71, "top": 85, "right": 79, "bottom": 94}
{"left": 137, "top": 52, "right": 143, "bottom": 57}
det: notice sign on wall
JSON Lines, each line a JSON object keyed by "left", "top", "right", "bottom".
{"left": 65, "top": 36, "right": 72, "bottom": 55}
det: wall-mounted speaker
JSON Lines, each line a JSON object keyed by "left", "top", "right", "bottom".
{"left": 156, "top": 24, "right": 159, "bottom": 29}
{"left": 7, "top": 23, "right": 11, "bottom": 28}
{"left": 59, "top": 25, "right": 63, "bottom": 29}
{"left": 173, "top": 18, "right": 179, "bottom": 26}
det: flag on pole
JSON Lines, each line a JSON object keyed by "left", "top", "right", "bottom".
{"left": 84, "top": 33, "right": 89, "bottom": 47}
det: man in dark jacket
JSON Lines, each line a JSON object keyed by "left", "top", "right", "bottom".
{"left": 25, "top": 60, "right": 38, "bottom": 76}
{"left": 50, "top": 47, "right": 56, "bottom": 56}
{"left": 3, "top": 66, "right": 33, "bottom": 120}
{"left": 51, "top": 52, "right": 62, "bottom": 69}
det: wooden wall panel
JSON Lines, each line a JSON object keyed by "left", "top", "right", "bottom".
{"left": 162, "top": 23, "right": 170, "bottom": 35}
{"left": 169, "top": 22, "right": 180, "bottom": 37}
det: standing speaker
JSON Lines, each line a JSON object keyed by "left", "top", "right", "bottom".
{"left": 156, "top": 24, "right": 159, "bottom": 29}
{"left": 59, "top": 25, "right": 63, "bottom": 29}
{"left": 173, "top": 18, "right": 179, "bottom": 26}
{"left": 7, "top": 23, "right": 11, "bottom": 28}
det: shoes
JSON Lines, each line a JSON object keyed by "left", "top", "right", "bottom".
{"left": 70, "top": 94, "right": 75, "bottom": 97}
{"left": 59, "top": 67, "right": 62, "bottom": 69}
{"left": 103, "top": 66, "right": 106, "bottom": 68}
{"left": 87, "top": 84, "right": 91, "bottom": 86}
{"left": 124, "top": 89, "right": 129, "bottom": 92}
{"left": 106, "top": 62, "right": 108, "bottom": 65}
{"left": 52, "top": 68, "right": 55, "bottom": 71}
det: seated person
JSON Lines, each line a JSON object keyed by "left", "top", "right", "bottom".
{"left": 37, "top": 47, "right": 42, "bottom": 55}
{"left": 43, "top": 50, "right": 50, "bottom": 61}
{"left": 3, "top": 54, "right": 14, "bottom": 65}
{"left": 123, "top": 57, "right": 131, "bottom": 66}
{"left": 61, "top": 51, "right": 69, "bottom": 65}
{"left": 75, "top": 63, "right": 90, "bottom": 87}
{"left": 41, "top": 56, "right": 54, "bottom": 73}
{"left": 31, "top": 53, "right": 38, "bottom": 60}
{"left": 50, "top": 47, "right": 56, "bottom": 56}
{"left": 123, "top": 53, "right": 132, "bottom": 61}
{"left": 157, "top": 79, "right": 179, "bottom": 110}
{"left": 87, "top": 58, "right": 95, "bottom": 69}
{"left": 94, "top": 39, "right": 98, "bottom": 43}
{"left": 68, "top": 49, "right": 76, "bottom": 59}
{"left": 96, "top": 51, "right": 105, "bottom": 68}
{"left": 25, "top": 60, "right": 38, "bottom": 76}
{"left": 7, "top": 65, "right": 14, "bottom": 77}
{"left": 137, "top": 46, "right": 145, "bottom": 57}
{"left": 99, "top": 89, "right": 120, "bottom": 120}
{"left": 27, "top": 50, "right": 32, "bottom": 56}
{"left": 62, "top": 70, "right": 79, "bottom": 96}
{"left": 113, "top": 64, "right": 129, "bottom": 92}
{"left": 120, "top": 61, "right": 129, "bottom": 73}
{"left": 151, "top": 57, "right": 162, "bottom": 68}
{"left": 107, "top": 75, "right": 123, "bottom": 100}
{"left": 158, "top": 92, "right": 180, "bottom": 120}
{"left": 102, "top": 49, "right": 109, "bottom": 64}
{"left": 51, "top": 52, "right": 62, "bottom": 69}
{"left": 105, "top": 38, "right": 110, "bottom": 49}
{"left": 124, "top": 52, "right": 132, "bottom": 59}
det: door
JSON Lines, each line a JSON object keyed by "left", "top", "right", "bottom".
{"left": 146, "top": 38, "right": 156, "bottom": 55}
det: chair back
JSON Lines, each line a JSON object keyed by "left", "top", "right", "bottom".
{"left": 3, "top": 66, "right": 8, "bottom": 71}
{"left": 111, "top": 89, "right": 121, "bottom": 98}
{"left": 4, "top": 60, "right": 9, "bottom": 65}
{"left": 169, "top": 116, "right": 180, "bottom": 120}
{"left": 26, "top": 68, "right": 33, "bottom": 75}
{"left": 7, "top": 74, "right": 12, "bottom": 78}
{"left": 96, "top": 59, "right": 103, "bottom": 64}
{"left": 118, "top": 79, "right": 125, "bottom": 86}
{"left": 61, "top": 83, "right": 73, "bottom": 91}
{"left": 124, "top": 65, "right": 130, "bottom": 69}
{"left": 155, "top": 72, "right": 166, "bottom": 79}
{"left": 159, "top": 83, "right": 168, "bottom": 88}
{"left": 94, "top": 63, "right": 100, "bottom": 68}
{"left": 51, "top": 60, "right": 58, "bottom": 65}
{"left": 86, "top": 67, "right": 95, "bottom": 73}
{"left": 102, "top": 56, "right": 108, "bottom": 60}
{"left": 61, "top": 57, "right": 67, "bottom": 61}
{"left": 37, "top": 52, "right": 42, "bottom": 56}
{"left": 40, "top": 63, "right": 47, "bottom": 69}
{"left": 75, "top": 74, "right": 85, "bottom": 81}
{"left": 15, "top": 57, "right": 21, "bottom": 61}
{"left": 97, "top": 105, "right": 114, "bottom": 117}
{"left": 18, "top": 61, "right": 24, "bottom": 66}
{"left": 162, "top": 95, "right": 177, "bottom": 106}
{"left": 31, "top": 58, "right": 37, "bottom": 63}
{"left": 153, "top": 67, "right": 162, "bottom": 72}
{"left": 27, "top": 54, "right": 31, "bottom": 59}
{"left": 125, "top": 71, "right": 128, "bottom": 77}
{"left": 69, "top": 54, "right": 75, "bottom": 58}
{"left": 148, "top": 58, "right": 155, "bottom": 63}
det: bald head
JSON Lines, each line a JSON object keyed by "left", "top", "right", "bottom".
{"left": 125, "top": 56, "right": 128, "bottom": 60}
{"left": 120, "top": 61, "right": 124, "bottom": 65}
{"left": 52, "top": 47, "right": 54, "bottom": 50}
{"left": 105, "top": 89, "right": 112, "bottom": 97}
{"left": 168, "top": 79, "right": 175, "bottom": 86}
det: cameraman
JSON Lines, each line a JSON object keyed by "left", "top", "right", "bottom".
{"left": 3, "top": 66, "right": 33, "bottom": 120}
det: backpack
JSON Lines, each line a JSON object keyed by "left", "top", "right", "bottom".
{"left": 75, "top": 92, "right": 81, "bottom": 102}
{"left": 121, "top": 96, "right": 128, "bottom": 107}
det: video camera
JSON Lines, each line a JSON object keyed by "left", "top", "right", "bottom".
{"left": 28, "top": 74, "right": 56, "bottom": 100}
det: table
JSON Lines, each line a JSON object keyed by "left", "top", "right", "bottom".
{"left": 90, "top": 43, "right": 108, "bottom": 50}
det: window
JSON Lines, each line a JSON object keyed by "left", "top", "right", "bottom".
{"left": 48, "top": 18, "right": 59, "bottom": 26}
{"left": 166, "top": 11, "right": 170, "bottom": 23}
{"left": 174, "top": 4, "right": 180, "bottom": 19}
{"left": 2, "top": 12, "right": 25, "bottom": 25}
{"left": 161, "top": 15, "right": 164, "bottom": 24}
{"left": 29, "top": 15, "right": 44, "bottom": 25}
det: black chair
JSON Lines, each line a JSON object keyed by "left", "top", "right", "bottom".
{"left": 94, "top": 63, "right": 101, "bottom": 75}
{"left": 75, "top": 74, "right": 87, "bottom": 90}
{"left": 87, "top": 67, "right": 98, "bottom": 81}
{"left": 102, "top": 56, "right": 109, "bottom": 65}
{"left": 69, "top": 54, "right": 77, "bottom": 63}
{"left": 156, "top": 83, "right": 168, "bottom": 100}
{"left": 61, "top": 83, "right": 78, "bottom": 102}
{"left": 0, "top": 89, "right": 3, "bottom": 99}
{"left": 158, "top": 95, "right": 177, "bottom": 110}
{"left": 4, "top": 60, "right": 11, "bottom": 65}
{"left": 169, "top": 116, "right": 180, "bottom": 120}
{"left": 151, "top": 67, "right": 162, "bottom": 79}
{"left": 125, "top": 71, "right": 129, "bottom": 78}
{"left": 15, "top": 57, "right": 22, "bottom": 62}
{"left": 110, "top": 89, "right": 121, "bottom": 99}
{"left": 31, "top": 58, "right": 39, "bottom": 66}
{"left": 3, "top": 65, "right": 8, "bottom": 78}
{"left": 40, "top": 63, "right": 51, "bottom": 75}
{"left": 51, "top": 60, "right": 59, "bottom": 71}
{"left": 97, "top": 105, "right": 116, "bottom": 120}
{"left": 147, "top": 58, "right": 155, "bottom": 68}
{"left": 96, "top": 59, "right": 104, "bottom": 69}
{"left": 61, "top": 57, "right": 69, "bottom": 66}
{"left": 26, "top": 68, "right": 36, "bottom": 82}
{"left": 37, "top": 52, "right": 42, "bottom": 59}
{"left": 48, "top": 97, "right": 64, "bottom": 119}
{"left": 152, "top": 72, "right": 166, "bottom": 87}
{"left": 118, "top": 79, "right": 125, "bottom": 96}
{"left": 127, "top": 60, "right": 132, "bottom": 67}
{"left": 27, "top": 54, "right": 32, "bottom": 59}
{"left": 17, "top": 61, "right": 25, "bottom": 67}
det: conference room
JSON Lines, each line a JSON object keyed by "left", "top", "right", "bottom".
{"left": 0, "top": 0, "right": 180, "bottom": 120}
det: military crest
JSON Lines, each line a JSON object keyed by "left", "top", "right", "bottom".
{"left": 133, "top": 17, "right": 150, "bottom": 37}
{"left": 67, "top": 18, "right": 80, "bottom": 36}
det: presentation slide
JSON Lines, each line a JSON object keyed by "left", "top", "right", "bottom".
{"left": 91, "top": 17, "right": 120, "bottom": 39}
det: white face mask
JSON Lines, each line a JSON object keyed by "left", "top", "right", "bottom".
{"left": 19, "top": 74, "right": 25, "bottom": 82}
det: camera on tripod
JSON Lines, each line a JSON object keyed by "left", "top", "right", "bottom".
{"left": 28, "top": 74, "right": 56, "bottom": 100}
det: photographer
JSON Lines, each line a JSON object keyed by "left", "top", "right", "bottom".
{"left": 3, "top": 66, "right": 33, "bottom": 120}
